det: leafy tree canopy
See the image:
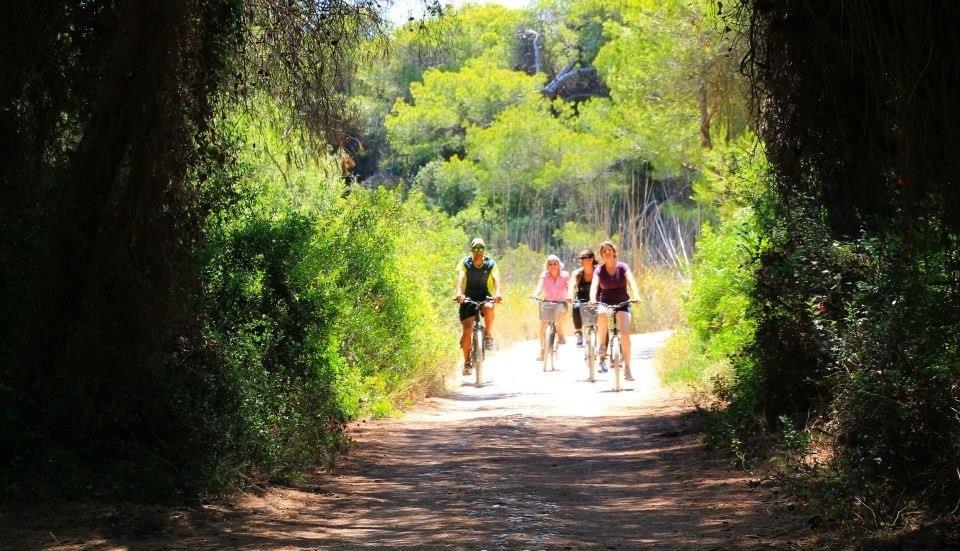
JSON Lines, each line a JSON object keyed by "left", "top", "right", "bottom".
{"left": 385, "top": 58, "right": 544, "bottom": 168}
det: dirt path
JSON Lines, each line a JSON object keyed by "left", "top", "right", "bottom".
{"left": 3, "top": 332, "right": 819, "bottom": 550}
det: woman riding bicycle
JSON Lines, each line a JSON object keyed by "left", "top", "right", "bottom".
{"left": 530, "top": 254, "right": 569, "bottom": 361}
{"left": 568, "top": 249, "right": 597, "bottom": 348}
{"left": 589, "top": 241, "right": 641, "bottom": 380}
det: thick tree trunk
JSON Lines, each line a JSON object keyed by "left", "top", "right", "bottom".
{"left": 30, "top": 0, "right": 210, "bottom": 438}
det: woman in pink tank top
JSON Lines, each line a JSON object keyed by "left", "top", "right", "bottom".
{"left": 531, "top": 254, "right": 570, "bottom": 360}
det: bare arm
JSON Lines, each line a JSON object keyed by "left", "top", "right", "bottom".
{"left": 455, "top": 270, "right": 466, "bottom": 302}
{"left": 531, "top": 273, "right": 544, "bottom": 299}
{"left": 589, "top": 271, "right": 600, "bottom": 303}
{"left": 625, "top": 266, "right": 641, "bottom": 300}
{"left": 567, "top": 269, "right": 579, "bottom": 300}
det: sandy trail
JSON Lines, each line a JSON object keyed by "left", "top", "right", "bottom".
{"left": 3, "top": 332, "right": 816, "bottom": 550}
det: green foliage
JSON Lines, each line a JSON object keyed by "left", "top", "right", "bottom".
{"left": 658, "top": 136, "right": 766, "bottom": 392}
{"left": 736, "top": 0, "right": 960, "bottom": 522}
{"left": 553, "top": 221, "right": 610, "bottom": 252}
{"left": 1, "top": 100, "right": 465, "bottom": 497}
{"left": 684, "top": 215, "right": 758, "bottom": 361}
{"left": 385, "top": 59, "right": 544, "bottom": 169}
{"left": 675, "top": 127, "right": 960, "bottom": 521}
{"left": 453, "top": 97, "right": 631, "bottom": 246}
{"left": 593, "top": 0, "right": 746, "bottom": 175}
{"left": 632, "top": 267, "right": 685, "bottom": 332}
{"left": 190, "top": 109, "right": 465, "bottom": 489}
{"left": 393, "top": 4, "right": 526, "bottom": 79}
{"left": 466, "top": 98, "right": 622, "bottom": 193}
{"left": 368, "top": 0, "right": 734, "bottom": 262}
{"left": 412, "top": 157, "right": 481, "bottom": 214}
{"left": 350, "top": 4, "right": 529, "bottom": 180}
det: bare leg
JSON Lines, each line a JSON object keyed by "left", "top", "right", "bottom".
{"left": 597, "top": 311, "right": 609, "bottom": 357}
{"left": 538, "top": 319, "right": 548, "bottom": 353}
{"left": 461, "top": 317, "right": 474, "bottom": 364}
{"left": 482, "top": 303, "right": 495, "bottom": 337}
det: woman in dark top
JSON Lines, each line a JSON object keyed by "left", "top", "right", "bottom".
{"left": 568, "top": 249, "right": 597, "bottom": 348}
{"left": 589, "top": 240, "right": 641, "bottom": 380}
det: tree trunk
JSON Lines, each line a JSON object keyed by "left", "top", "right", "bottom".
{"left": 698, "top": 80, "right": 713, "bottom": 149}
{"left": 29, "top": 0, "right": 212, "bottom": 439}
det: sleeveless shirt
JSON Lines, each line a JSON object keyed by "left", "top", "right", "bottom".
{"left": 460, "top": 256, "right": 497, "bottom": 298}
{"left": 594, "top": 261, "right": 629, "bottom": 304}
{"left": 540, "top": 270, "right": 570, "bottom": 301}
{"left": 574, "top": 267, "right": 593, "bottom": 300}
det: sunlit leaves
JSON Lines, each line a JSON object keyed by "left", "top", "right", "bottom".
{"left": 385, "top": 59, "right": 544, "bottom": 167}
{"left": 593, "top": 0, "right": 746, "bottom": 174}
{"left": 465, "top": 96, "right": 621, "bottom": 195}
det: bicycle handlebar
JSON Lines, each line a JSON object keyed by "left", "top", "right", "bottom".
{"left": 530, "top": 297, "right": 568, "bottom": 304}
{"left": 594, "top": 299, "right": 639, "bottom": 309}
{"left": 461, "top": 297, "right": 498, "bottom": 306}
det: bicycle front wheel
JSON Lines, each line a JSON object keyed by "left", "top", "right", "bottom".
{"left": 586, "top": 327, "right": 597, "bottom": 382}
{"left": 473, "top": 326, "right": 484, "bottom": 387}
{"left": 550, "top": 326, "right": 559, "bottom": 372}
{"left": 610, "top": 334, "right": 622, "bottom": 392}
{"left": 543, "top": 324, "right": 554, "bottom": 372}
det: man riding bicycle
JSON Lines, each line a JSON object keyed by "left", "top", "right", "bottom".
{"left": 455, "top": 237, "right": 502, "bottom": 375}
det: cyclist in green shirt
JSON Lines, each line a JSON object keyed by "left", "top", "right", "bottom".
{"left": 455, "top": 237, "right": 502, "bottom": 375}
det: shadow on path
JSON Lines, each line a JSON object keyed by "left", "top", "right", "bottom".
{"left": 1, "top": 333, "right": 819, "bottom": 550}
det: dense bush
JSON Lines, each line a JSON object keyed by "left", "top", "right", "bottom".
{"left": 0, "top": 107, "right": 466, "bottom": 497}
{"left": 658, "top": 136, "right": 766, "bottom": 394}
{"left": 735, "top": 0, "right": 960, "bottom": 522}
{"left": 186, "top": 111, "right": 466, "bottom": 491}
{"left": 665, "top": 127, "right": 960, "bottom": 521}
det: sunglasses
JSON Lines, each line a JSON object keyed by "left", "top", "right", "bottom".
{"left": 578, "top": 256, "right": 593, "bottom": 260}
{"left": 472, "top": 246, "right": 485, "bottom": 252}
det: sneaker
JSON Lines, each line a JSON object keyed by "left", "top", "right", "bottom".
{"left": 598, "top": 357, "right": 608, "bottom": 373}
{"left": 484, "top": 336, "right": 494, "bottom": 351}
{"left": 558, "top": 335, "right": 566, "bottom": 345}
{"left": 576, "top": 333, "right": 584, "bottom": 347}
{"left": 462, "top": 362, "right": 472, "bottom": 376}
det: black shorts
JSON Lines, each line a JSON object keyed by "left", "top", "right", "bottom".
{"left": 603, "top": 303, "right": 631, "bottom": 315}
{"left": 459, "top": 297, "right": 492, "bottom": 322}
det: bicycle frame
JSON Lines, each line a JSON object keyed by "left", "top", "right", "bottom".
{"left": 532, "top": 298, "right": 565, "bottom": 372}
{"left": 462, "top": 297, "right": 495, "bottom": 387}
{"left": 598, "top": 300, "right": 633, "bottom": 391}
{"left": 573, "top": 300, "right": 599, "bottom": 383}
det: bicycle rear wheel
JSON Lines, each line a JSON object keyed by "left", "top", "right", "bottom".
{"left": 610, "top": 334, "right": 622, "bottom": 392}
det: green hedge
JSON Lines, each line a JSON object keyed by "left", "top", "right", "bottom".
{"left": 0, "top": 106, "right": 466, "bottom": 498}
{"left": 186, "top": 110, "right": 465, "bottom": 490}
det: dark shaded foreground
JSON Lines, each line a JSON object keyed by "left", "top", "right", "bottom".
{"left": 3, "top": 334, "right": 828, "bottom": 550}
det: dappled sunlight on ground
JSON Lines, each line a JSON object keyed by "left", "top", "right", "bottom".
{"left": 3, "top": 330, "right": 820, "bottom": 550}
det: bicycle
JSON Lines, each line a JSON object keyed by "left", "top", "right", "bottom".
{"left": 532, "top": 297, "right": 566, "bottom": 372}
{"left": 461, "top": 297, "right": 496, "bottom": 387}
{"left": 597, "top": 299, "right": 637, "bottom": 392}
{"left": 573, "top": 300, "right": 600, "bottom": 382}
